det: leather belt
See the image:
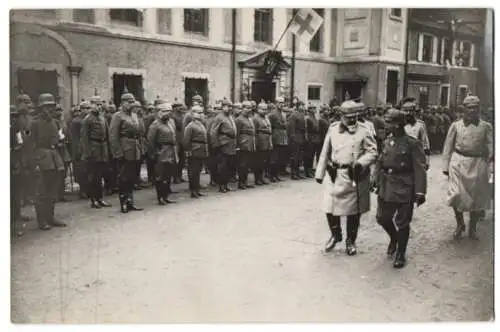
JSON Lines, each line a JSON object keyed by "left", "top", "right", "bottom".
{"left": 159, "top": 142, "right": 176, "bottom": 146}
{"left": 191, "top": 140, "right": 206, "bottom": 144}
{"left": 256, "top": 130, "right": 271, "bottom": 134}
{"left": 89, "top": 137, "right": 106, "bottom": 142}
{"left": 382, "top": 167, "right": 413, "bottom": 175}
{"left": 121, "top": 134, "right": 139, "bottom": 139}
{"left": 332, "top": 162, "right": 351, "bottom": 169}
{"left": 454, "top": 148, "right": 485, "bottom": 158}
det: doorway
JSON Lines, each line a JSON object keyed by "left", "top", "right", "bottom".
{"left": 418, "top": 86, "right": 429, "bottom": 109}
{"left": 112, "top": 74, "right": 144, "bottom": 106}
{"left": 184, "top": 78, "right": 208, "bottom": 108}
{"left": 338, "top": 82, "right": 363, "bottom": 102}
{"left": 386, "top": 70, "right": 399, "bottom": 105}
{"left": 251, "top": 80, "right": 276, "bottom": 103}
{"left": 16, "top": 69, "right": 59, "bottom": 104}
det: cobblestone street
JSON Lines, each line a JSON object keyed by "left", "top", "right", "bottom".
{"left": 10, "top": 156, "right": 494, "bottom": 323}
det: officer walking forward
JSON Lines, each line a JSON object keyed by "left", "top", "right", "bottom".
{"left": 442, "top": 96, "right": 493, "bottom": 240}
{"left": 183, "top": 104, "right": 209, "bottom": 198}
{"left": 373, "top": 108, "right": 427, "bottom": 268}
{"left": 147, "top": 102, "right": 178, "bottom": 205}
{"left": 109, "top": 94, "right": 144, "bottom": 213}
{"left": 31, "top": 93, "right": 68, "bottom": 230}
{"left": 315, "top": 100, "right": 377, "bottom": 255}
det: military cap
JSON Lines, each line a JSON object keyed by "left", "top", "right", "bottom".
{"left": 79, "top": 100, "right": 91, "bottom": 109}
{"left": 258, "top": 101, "right": 268, "bottom": 110}
{"left": 384, "top": 108, "right": 406, "bottom": 124}
{"left": 242, "top": 100, "right": 252, "bottom": 109}
{"left": 156, "top": 102, "right": 173, "bottom": 111}
{"left": 463, "top": 95, "right": 480, "bottom": 107}
{"left": 320, "top": 104, "right": 330, "bottom": 111}
{"left": 192, "top": 94, "right": 203, "bottom": 103}
{"left": 222, "top": 99, "right": 232, "bottom": 107}
{"left": 130, "top": 101, "right": 143, "bottom": 109}
{"left": 339, "top": 100, "right": 364, "bottom": 116}
{"left": 55, "top": 104, "right": 63, "bottom": 111}
{"left": 276, "top": 96, "right": 285, "bottom": 103}
{"left": 38, "top": 93, "right": 56, "bottom": 108}
{"left": 307, "top": 103, "right": 317, "bottom": 110}
{"left": 121, "top": 92, "right": 135, "bottom": 103}
{"left": 17, "top": 94, "right": 32, "bottom": 105}
{"left": 90, "top": 95, "right": 103, "bottom": 104}
{"left": 10, "top": 105, "right": 19, "bottom": 115}
{"left": 234, "top": 102, "right": 242, "bottom": 109}
{"left": 172, "top": 98, "right": 183, "bottom": 107}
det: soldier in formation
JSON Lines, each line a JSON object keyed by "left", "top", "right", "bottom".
{"left": 235, "top": 100, "right": 257, "bottom": 189}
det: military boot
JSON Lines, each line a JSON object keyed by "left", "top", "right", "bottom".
{"left": 453, "top": 209, "right": 466, "bottom": 240}
{"left": 35, "top": 202, "right": 51, "bottom": 231}
{"left": 468, "top": 212, "right": 479, "bottom": 240}
{"left": 119, "top": 193, "right": 129, "bottom": 213}
{"left": 345, "top": 216, "right": 360, "bottom": 256}
{"left": 162, "top": 182, "right": 176, "bottom": 204}
{"left": 155, "top": 182, "right": 166, "bottom": 205}
{"left": 381, "top": 222, "right": 398, "bottom": 258}
{"left": 393, "top": 227, "right": 410, "bottom": 269}
{"left": 50, "top": 203, "right": 67, "bottom": 228}
{"left": 127, "top": 192, "right": 144, "bottom": 211}
{"left": 324, "top": 214, "right": 343, "bottom": 252}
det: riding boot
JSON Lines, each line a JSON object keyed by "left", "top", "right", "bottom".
{"left": 119, "top": 193, "right": 128, "bottom": 213}
{"left": 324, "top": 213, "right": 342, "bottom": 252}
{"left": 381, "top": 222, "right": 398, "bottom": 257}
{"left": 469, "top": 212, "right": 479, "bottom": 240}
{"left": 155, "top": 182, "right": 165, "bottom": 205}
{"left": 50, "top": 202, "right": 67, "bottom": 227}
{"left": 394, "top": 226, "right": 410, "bottom": 269}
{"left": 127, "top": 191, "right": 144, "bottom": 211}
{"left": 35, "top": 202, "right": 51, "bottom": 230}
{"left": 346, "top": 215, "right": 360, "bottom": 256}
{"left": 162, "top": 181, "right": 176, "bottom": 203}
{"left": 453, "top": 209, "right": 466, "bottom": 240}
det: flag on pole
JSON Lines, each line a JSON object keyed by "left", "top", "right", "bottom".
{"left": 288, "top": 8, "right": 324, "bottom": 44}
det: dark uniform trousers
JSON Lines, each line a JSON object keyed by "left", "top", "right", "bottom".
{"left": 238, "top": 151, "right": 255, "bottom": 184}
{"left": 187, "top": 157, "right": 204, "bottom": 192}
{"left": 289, "top": 141, "right": 304, "bottom": 175}
{"left": 86, "top": 160, "right": 107, "bottom": 200}
{"left": 36, "top": 169, "right": 62, "bottom": 226}
{"left": 303, "top": 141, "right": 316, "bottom": 174}
{"left": 270, "top": 146, "right": 288, "bottom": 178}
{"left": 155, "top": 160, "right": 175, "bottom": 196}
{"left": 375, "top": 134, "right": 427, "bottom": 258}
{"left": 208, "top": 147, "right": 219, "bottom": 184}
{"left": 103, "top": 159, "right": 118, "bottom": 193}
{"left": 254, "top": 150, "right": 270, "bottom": 182}
{"left": 217, "top": 151, "right": 237, "bottom": 186}
{"left": 109, "top": 111, "right": 142, "bottom": 206}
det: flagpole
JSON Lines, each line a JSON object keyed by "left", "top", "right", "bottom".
{"left": 231, "top": 9, "right": 237, "bottom": 103}
{"left": 290, "top": 8, "right": 298, "bottom": 106}
{"left": 274, "top": 9, "right": 299, "bottom": 51}
{"left": 403, "top": 8, "right": 411, "bottom": 98}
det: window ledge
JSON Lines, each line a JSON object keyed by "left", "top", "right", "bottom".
{"left": 389, "top": 15, "right": 403, "bottom": 22}
{"left": 184, "top": 31, "right": 209, "bottom": 40}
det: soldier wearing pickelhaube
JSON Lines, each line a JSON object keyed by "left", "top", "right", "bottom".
{"left": 402, "top": 98, "right": 430, "bottom": 170}
{"left": 147, "top": 102, "right": 178, "bottom": 205}
{"left": 442, "top": 95, "right": 493, "bottom": 241}
{"left": 268, "top": 96, "right": 288, "bottom": 181}
{"left": 109, "top": 92, "right": 144, "bottom": 213}
{"left": 372, "top": 108, "right": 427, "bottom": 269}
{"left": 253, "top": 101, "right": 273, "bottom": 185}
{"left": 10, "top": 105, "right": 25, "bottom": 237}
{"left": 206, "top": 101, "right": 220, "bottom": 186}
{"left": 172, "top": 99, "right": 187, "bottom": 184}
{"left": 102, "top": 102, "right": 118, "bottom": 195}
{"left": 81, "top": 95, "right": 112, "bottom": 209}
{"left": 303, "top": 104, "right": 320, "bottom": 178}
{"left": 235, "top": 100, "right": 257, "bottom": 189}
{"left": 130, "top": 102, "right": 147, "bottom": 190}
{"left": 31, "top": 93, "right": 68, "bottom": 230}
{"left": 183, "top": 104, "right": 209, "bottom": 198}
{"left": 287, "top": 101, "right": 307, "bottom": 179}
{"left": 143, "top": 102, "right": 158, "bottom": 185}
{"left": 209, "top": 99, "right": 237, "bottom": 193}
{"left": 68, "top": 101, "right": 89, "bottom": 198}
{"left": 315, "top": 100, "right": 377, "bottom": 256}
{"left": 192, "top": 94, "right": 203, "bottom": 108}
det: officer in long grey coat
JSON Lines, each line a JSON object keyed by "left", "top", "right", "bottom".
{"left": 315, "top": 100, "right": 378, "bottom": 256}
{"left": 373, "top": 108, "right": 427, "bottom": 269}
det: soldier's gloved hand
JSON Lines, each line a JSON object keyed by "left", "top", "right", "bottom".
{"left": 315, "top": 178, "right": 323, "bottom": 184}
{"left": 443, "top": 170, "right": 449, "bottom": 177}
{"left": 415, "top": 194, "right": 426, "bottom": 206}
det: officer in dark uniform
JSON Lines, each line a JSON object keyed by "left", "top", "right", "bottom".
{"left": 209, "top": 99, "right": 237, "bottom": 193}
{"left": 147, "top": 102, "right": 178, "bottom": 205}
{"left": 50, "top": 103, "right": 71, "bottom": 202}
{"left": 10, "top": 105, "right": 25, "bottom": 237}
{"left": 81, "top": 98, "right": 112, "bottom": 209}
{"left": 31, "top": 93, "right": 68, "bottom": 230}
{"left": 373, "top": 108, "right": 427, "bottom": 268}
{"left": 172, "top": 101, "right": 187, "bottom": 184}
{"left": 109, "top": 93, "right": 144, "bottom": 213}
{"left": 206, "top": 102, "right": 220, "bottom": 186}
{"left": 287, "top": 102, "right": 306, "bottom": 179}
{"left": 143, "top": 102, "right": 157, "bottom": 184}
{"left": 268, "top": 97, "right": 288, "bottom": 181}
{"left": 103, "top": 102, "right": 118, "bottom": 195}
{"left": 253, "top": 101, "right": 273, "bottom": 185}
{"left": 183, "top": 104, "right": 209, "bottom": 198}
{"left": 235, "top": 100, "right": 257, "bottom": 189}
{"left": 69, "top": 101, "right": 88, "bottom": 198}
{"left": 303, "top": 104, "right": 320, "bottom": 178}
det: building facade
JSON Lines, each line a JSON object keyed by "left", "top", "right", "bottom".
{"left": 10, "top": 8, "right": 491, "bottom": 112}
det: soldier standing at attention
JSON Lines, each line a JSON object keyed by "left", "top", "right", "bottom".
{"left": 206, "top": 102, "right": 220, "bottom": 187}
{"left": 373, "top": 108, "right": 427, "bottom": 269}
{"left": 442, "top": 96, "right": 493, "bottom": 240}
{"left": 235, "top": 100, "right": 257, "bottom": 189}
{"left": 210, "top": 99, "right": 237, "bottom": 193}
{"left": 183, "top": 104, "right": 209, "bottom": 198}
{"left": 253, "top": 101, "right": 273, "bottom": 185}
{"left": 172, "top": 101, "right": 187, "bottom": 184}
{"left": 402, "top": 99, "right": 431, "bottom": 170}
{"left": 31, "top": 93, "right": 68, "bottom": 230}
{"left": 304, "top": 104, "right": 320, "bottom": 178}
{"left": 109, "top": 93, "right": 144, "bottom": 213}
{"left": 268, "top": 97, "right": 288, "bottom": 182}
{"left": 144, "top": 102, "right": 157, "bottom": 185}
{"left": 147, "top": 102, "right": 178, "bottom": 205}
{"left": 103, "top": 102, "right": 118, "bottom": 195}
{"left": 286, "top": 101, "right": 306, "bottom": 180}
{"left": 81, "top": 99, "right": 112, "bottom": 209}
{"left": 70, "top": 102, "right": 89, "bottom": 199}
{"left": 315, "top": 100, "right": 377, "bottom": 255}
{"left": 50, "top": 103, "right": 71, "bottom": 202}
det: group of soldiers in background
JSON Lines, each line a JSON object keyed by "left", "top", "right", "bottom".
{"left": 10, "top": 89, "right": 493, "bottom": 240}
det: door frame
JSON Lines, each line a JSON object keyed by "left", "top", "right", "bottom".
{"left": 249, "top": 77, "right": 279, "bottom": 102}
{"left": 108, "top": 67, "right": 147, "bottom": 103}
{"left": 11, "top": 61, "right": 64, "bottom": 104}
{"left": 181, "top": 72, "right": 213, "bottom": 105}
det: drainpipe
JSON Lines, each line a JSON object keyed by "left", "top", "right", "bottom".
{"left": 403, "top": 8, "right": 411, "bottom": 98}
{"left": 231, "top": 9, "right": 237, "bottom": 103}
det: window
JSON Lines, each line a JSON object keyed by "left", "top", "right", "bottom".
{"left": 309, "top": 9, "right": 324, "bottom": 52}
{"left": 254, "top": 8, "right": 273, "bottom": 44}
{"left": 157, "top": 9, "right": 172, "bottom": 35}
{"left": 409, "top": 31, "right": 419, "bottom": 61}
{"left": 184, "top": 9, "right": 209, "bottom": 35}
{"left": 390, "top": 8, "right": 402, "bottom": 18}
{"left": 440, "top": 85, "right": 450, "bottom": 106}
{"left": 349, "top": 30, "right": 359, "bottom": 42}
{"left": 439, "top": 38, "right": 452, "bottom": 65}
{"left": 307, "top": 85, "right": 321, "bottom": 101}
{"left": 73, "top": 9, "right": 95, "bottom": 24}
{"left": 109, "top": 9, "right": 142, "bottom": 27}
{"left": 422, "top": 34, "right": 434, "bottom": 63}
{"left": 461, "top": 41, "right": 472, "bottom": 67}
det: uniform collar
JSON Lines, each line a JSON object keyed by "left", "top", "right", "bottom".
{"left": 463, "top": 118, "right": 480, "bottom": 127}
{"left": 339, "top": 122, "right": 356, "bottom": 134}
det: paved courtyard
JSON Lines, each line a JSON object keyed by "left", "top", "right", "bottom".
{"left": 10, "top": 156, "right": 494, "bottom": 323}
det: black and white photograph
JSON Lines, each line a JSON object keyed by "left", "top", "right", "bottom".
{"left": 5, "top": 1, "right": 496, "bottom": 326}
